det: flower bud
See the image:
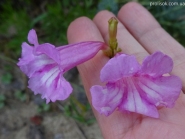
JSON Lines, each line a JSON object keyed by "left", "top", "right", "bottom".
{"left": 108, "top": 17, "right": 118, "bottom": 41}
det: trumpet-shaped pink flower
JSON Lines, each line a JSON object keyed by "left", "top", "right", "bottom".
{"left": 18, "top": 29, "right": 105, "bottom": 103}
{"left": 91, "top": 52, "right": 182, "bottom": 118}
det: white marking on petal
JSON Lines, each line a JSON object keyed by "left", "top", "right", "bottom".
{"left": 102, "top": 89, "right": 107, "bottom": 94}
{"left": 126, "top": 78, "right": 148, "bottom": 113}
{"left": 101, "top": 85, "right": 120, "bottom": 103}
{"left": 56, "top": 75, "right": 62, "bottom": 89}
{"left": 41, "top": 66, "right": 59, "bottom": 87}
{"left": 111, "top": 86, "right": 119, "bottom": 95}
{"left": 132, "top": 85, "right": 147, "bottom": 113}
{"left": 138, "top": 82, "right": 161, "bottom": 100}
{"left": 156, "top": 101, "right": 167, "bottom": 106}
{"left": 142, "top": 78, "right": 171, "bottom": 92}
{"left": 129, "top": 67, "right": 134, "bottom": 73}
{"left": 114, "top": 93, "right": 122, "bottom": 103}
{"left": 101, "top": 107, "right": 111, "bottom": 113}
{"left": 35, "top": 55, "right": 54, "bottom": 67}
{"left": 126, "top": 79, "right": 135, "bottom": 111}
{"left": 45, "top": 69, "right": 60, "bottom": 87}
{"left": 111, "top": 87, "right": 123, "bottom": 104}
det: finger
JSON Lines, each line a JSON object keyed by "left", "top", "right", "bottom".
{"left": 67, "top": 17, "right": 107, "bottom": 100}
{"left": 118, "top": 2, "right": 185, "bottom": 91}
{"left": 67, "top": 17, "right": 142, "bottom": 139}
{"left": 67, "top": 17, "right": 115, "bottom": 138}
{"left": 93, "top": 10, "right": 149, "bottom": 63}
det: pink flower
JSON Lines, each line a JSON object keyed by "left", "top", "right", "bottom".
{"left": 91, "top": 52, "right": 182, "bottom": 118}
{"left": 18, "top": 29, "right": 105, "bottom": 103}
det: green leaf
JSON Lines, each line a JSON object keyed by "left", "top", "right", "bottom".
{"left": 42, "top": 103, "right": 50, "bottom": 112}
{"left": 0, "top": 95, "right": 6, "bottom": 102}
{"left": 14, "top": 91, "right": 27, "bottom": 102}
{"left": 1, "top": 73, "right": 12, "bottom": 84}
{"left": 0, "top": 102, "right": 5, "bottom": 109}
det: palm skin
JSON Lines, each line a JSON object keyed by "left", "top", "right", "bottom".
{"left": 67, "top": 2, "right": 185, "bottom": 139}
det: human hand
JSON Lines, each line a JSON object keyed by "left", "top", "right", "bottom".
{"left": 67, "top": 2, "right": 185, "bottom": 139}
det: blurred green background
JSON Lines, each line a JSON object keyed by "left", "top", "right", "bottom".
{"left": 0, "top": 0, "right": 185, "bottom": 59}
{"left": 0, "top": 0, "right": 185, "bottom": 124}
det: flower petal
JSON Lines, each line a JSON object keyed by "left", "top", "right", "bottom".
{"left": 118, "top": 78, "right": 159, "bottom": 118}
{"left": 19, "top": 43, "right": 62, "bottom": 77}
{"left": 46, "top": 75, "right": 72, "bottom": 103}
{"left": 25, "top": 55, "right": 55, "bottom": 77}
{"left": 138, "top": 75, "right": 182, "bottom": 108}
{"left": 57, "top": 41, "right": 105, "bottom": 72}
{"left": 140, "top": 51, "right": 173, "bottom": 77}
{"left": 35, "top": 43, "right": 61, "bottom": 65}
{"left": 17, "top": 42, "right": 35, "bottom": 75}
{"left": 100, "top": 54, "right": 140, "bottom": 82}
{"left": 91, "top": 82, "right": 124, "bottom": 116}
{"left": 28, "top": 66, "right": 72, "bottom": 103}
{"left": 17, "top": 42, "right": 34, "bottom": 65}
{"left": 28, "top": 29, "right": 39, "bottom": 46}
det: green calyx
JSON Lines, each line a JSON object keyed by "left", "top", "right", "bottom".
{"left": 104, "top": 17, "right": 122, "bottom": 58}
